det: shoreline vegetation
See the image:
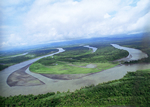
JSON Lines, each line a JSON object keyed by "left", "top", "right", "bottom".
{"left": 118, "top": 35, "right": 150, "bottom": 64}
{"left": 1, "top": 69, "right": 150, "bottom": 106}
{"left": 0, "top": 49, "right": 58, "bottom": 71}
{"left": 29, "top": 45, "right": 128, "bottom": 74}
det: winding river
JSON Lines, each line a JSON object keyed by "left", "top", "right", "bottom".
{"left": 84, "top": 45, "right": 97, "bottom": 53}
{"left": 0, "top": 52, "right": 29, "bottom": 60}
{"left": 111, "top": 44, "right": 148, "bottom": 61}
{"left": 0, "top": 45, "right": 150, "bottom": 97}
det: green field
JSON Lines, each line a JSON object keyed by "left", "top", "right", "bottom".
{"left": 30, "top": 45, "right": 127, "bottom": 74}
{"left": 30, "top": 61, "right": 117, "bottom": 74}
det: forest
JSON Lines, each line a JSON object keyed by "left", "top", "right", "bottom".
{"left": 0, "top": 69, "right": 150, "bottom": 106}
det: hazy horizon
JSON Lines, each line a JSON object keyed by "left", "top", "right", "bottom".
{"left": 1, "top": 0, "right": 150, "bottom": 49}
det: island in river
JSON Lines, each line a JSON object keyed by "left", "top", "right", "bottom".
{"left": 0, "top": 44, "right": 149, "bottom": 97}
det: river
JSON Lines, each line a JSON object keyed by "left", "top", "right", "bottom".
{"left": 84, "top": 45, "right": 97, "bottom": 53}
{"left": 0, "top": 52, "right": 29, "bottom": 60}
{"left": 0, "top": 45, "right": 150, "bottom": 97}
{"left": 111, "top": 44, "right": 148, "bottom": 61}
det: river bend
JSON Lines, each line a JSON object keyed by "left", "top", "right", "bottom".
{"left": 0, "top": 45, "right": 150, "bottom": 97}
{"left": 84, "top": 45, "right": 97, "bottom": 53}
{"left": 111, "top": 44, "right": 148, "bottom": 61}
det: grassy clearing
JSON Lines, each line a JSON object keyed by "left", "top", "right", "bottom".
{"left": 30, "top": 62, "right": 118, "bottom": 74}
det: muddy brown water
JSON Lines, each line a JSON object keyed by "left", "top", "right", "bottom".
{"left": 0, "top": 45, "right": 150, "bottom": 97}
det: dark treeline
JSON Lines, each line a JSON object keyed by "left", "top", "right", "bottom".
{"left": 1, "top": 69, "right": 150, "bottom": 107}
{"left": 29, "top": 49, "right": 58, "bottom": 57}
{"left": 73, "top": 46, "right": 128, "bottom": 63}
{"left": 54, "top": 45, "right": 129, "bottom": 63}
{"left": 37, "top": 57, "right": 57, "bottom": 66}
{"left": 0, "top": 65, "right": 9, "bottom": 71}
{"left": 0, "top": 56, "right": 32, "bottom": 64}
{"left": 34, "top": 44, "right": 128, "bottom": 67}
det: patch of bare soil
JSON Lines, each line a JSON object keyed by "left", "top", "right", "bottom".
{"left": 7, "top": 64, "right": 44, "bottom": 87}
{"left": 68, "top": 63, "right": 97, "bottom": 68}
{"left": 85, "top": 64, "right": 97, "bottom": 68}
{"left": 40, "top": 74, "right": 88, "bottom": 80}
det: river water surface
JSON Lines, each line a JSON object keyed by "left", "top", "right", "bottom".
{"left": 0, "top": 45, "right": 150, "bottom": 97}
{"left": 84, "top": 45, "right": 97, "bottom": 53}
{"left": 111, "top": 44, "right": 148, "bottom": 61}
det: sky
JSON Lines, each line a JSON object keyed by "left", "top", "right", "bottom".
{"left": 0, "top": 0, "right": 150, "bottom": 49}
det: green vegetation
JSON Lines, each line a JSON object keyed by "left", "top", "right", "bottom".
{"left": 0, "top": 65, "right": 9, "bottom": 71}
{"left": 124, "top": 46, "right": 150, "bottom": 64}
{"left": 30, "top": 45, "right": 128, "bottom": 74}
{"left": 61, "top": 45, "right": 128, "bottom": 63}
{"left": 30, "top": 62, "right": 117, "bottom": 74}
{"left": 0, "top": 49, "right": 58, "bottom": 71}
{"left": 1, "top": 69, "right": 150, "bottom": 107}
{"left": 0, "top": 53, "right": 27, "bottom": 59}
{"left": 0, "top": 34, "right": 150, "bottom": 106}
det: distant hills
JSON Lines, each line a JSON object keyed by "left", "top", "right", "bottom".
{"left": 0, "top": 32, "right": 149, "bottom": 54}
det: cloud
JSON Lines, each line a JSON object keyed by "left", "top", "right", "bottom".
{"left": 127, "top": 11, "right": 150, "bottom": 33}
{"left": 0, "top": 34, "right": 28, "bottom": 49}
{"left": 104, "top": 13, "right": 111, "bottom": 19}
{"left": 23, "top": 0, "right": 121, "bottom": 41}
{"left": 1, "top": 0, "right": 150, "bottom": 49}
